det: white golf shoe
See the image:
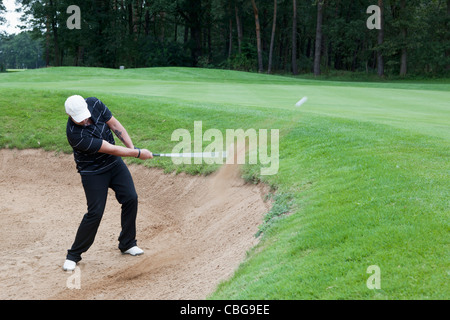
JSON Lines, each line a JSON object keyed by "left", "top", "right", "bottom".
{"left": 62, "top": 259, "right": 77, "bottom": 271}
{"left": 123, "top": 246, "right": 144, "bottom": 256}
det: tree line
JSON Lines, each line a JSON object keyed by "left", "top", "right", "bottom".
{"left": 1, "top": 0, "right": 449, "bottom": 76}
{"left": 0, "top": 32, "right": 45, "bottom": 70}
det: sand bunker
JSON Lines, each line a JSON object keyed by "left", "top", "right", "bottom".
{"left": 0, "top": 149, "right": 271, "bottom": 300}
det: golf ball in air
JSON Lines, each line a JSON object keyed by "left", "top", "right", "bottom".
{"left": 296, "top": 97, "right": 308, "bottom": 107}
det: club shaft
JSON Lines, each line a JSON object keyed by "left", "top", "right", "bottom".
{"left": 153, "top": 152, "right": 227, "bottom": 158}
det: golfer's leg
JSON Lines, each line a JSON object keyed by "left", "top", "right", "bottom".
{"left": 66, "top": 173, "right": 109, "bottom": 262}
{"left": 119, "top": 195, "right": 138, "bottom": 251}
{"left": 110, "top": 159, "right": 138, "bottom": 252}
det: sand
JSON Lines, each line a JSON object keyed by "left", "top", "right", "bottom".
{"left": 0, "top": 149, "right": 271, "bottom": 300}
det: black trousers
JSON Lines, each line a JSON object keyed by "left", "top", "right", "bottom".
{"left": 67, "top": 159, "right": 138, "bottom": 263}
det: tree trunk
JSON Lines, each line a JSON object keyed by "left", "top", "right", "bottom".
{"left": 74, "top": 46, "right": 79, "bottom": 66}
{"left": 399, "top": 0, "right": 407, "bottom": 76}
{"left": 51, "top": 11, "right": 60, "bottom": 65}
{"left": 160, "top": 12, "right": 166, "bottom": 42}
{"left": 314, "top": 0, "right": 324, "bottom": 76}
{"left": 227, "top": 0, "right": 232, "bottom": 59}
{"left": 47, "top": 0, "right": 60, "bottom": 66}
{"left": 145, "top": 9, "right": 150, "bottom": 36}
{"left": 128, "top": 3, "right": 134, "bottom": 35}
{"left": 268, "top": 0, "right": 277, "bottom": 74}
{"left": 228, "top": 18, "right": 233, "bottom": 59}
{"left": 207, "top": 21, "right": 212, "bottom": 61}
{"left": 292, "top": 0, "right": 298, "bottom": 75}
{"left": 191, "top": 24, "right": 202, "bottom": 67}
{"left": 400, "top": 45, "right": 407, "bottom": 76}
{"left": 446, "top": 0, "right": 450, "bottom": 70}
{"left": 251, "top": 0, "right": 264, "bottom": 73}
{"left": 45, "top": 19, "right": 50, "bottom": 67}
{"left": 136, "top": 0, "right": 143, "bottom": 36}
{"left": 235, "top": 3, "right": 243, "bottom": 54}
{"left": 377, "top": 0, "right": 384, "bottom": 77}
{"left": 174, "top": 15, "right": 179, "bottom": 42}
{"left": 184, "top": 23, "right": 189, "bottom": 45}
{"left": 179, "top": 0, "right": 203, "bottom": 67}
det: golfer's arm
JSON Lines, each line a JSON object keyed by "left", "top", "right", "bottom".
{"left": 99, "top": 140, "right": 140, "bottom": 158}
{"left": 106, "top": 116, "right": 134, "bottom": 149}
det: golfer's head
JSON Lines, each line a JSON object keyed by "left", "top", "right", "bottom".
{"left": 65, "top": 95, "right": 91, "bottom": 125}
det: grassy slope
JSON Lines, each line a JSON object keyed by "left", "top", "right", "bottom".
{"left": 0, "top": 67, "right": 448, "bottom": 299}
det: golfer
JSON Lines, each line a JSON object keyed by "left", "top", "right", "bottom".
{"left": 62, "top": 95, "right": 153, "bottom": 271}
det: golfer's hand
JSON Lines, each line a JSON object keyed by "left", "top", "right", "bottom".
{"left": 139, "top": 149, "right": 153, "bottom": 160}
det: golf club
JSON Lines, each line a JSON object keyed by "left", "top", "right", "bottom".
{"left": 153, "top": 151, "right": 227, "bottom": 158}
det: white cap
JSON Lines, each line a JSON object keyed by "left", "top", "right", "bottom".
{"left": 65, "top": 95, "right": 91, "bottom": 123}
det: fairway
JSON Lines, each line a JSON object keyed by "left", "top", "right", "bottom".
{"left": 1, "top": 67, "right": 448, "bottom": 140}
{"left": 0, "top": 67, "right": 449, "bottom": 299}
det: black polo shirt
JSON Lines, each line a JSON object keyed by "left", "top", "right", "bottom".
{"left": 66, "top": 97, "right": 119, "bottom": 175}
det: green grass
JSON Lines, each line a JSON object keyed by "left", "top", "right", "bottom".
{"left": 0, "top": 67, "right": 448, "bottom": 299}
